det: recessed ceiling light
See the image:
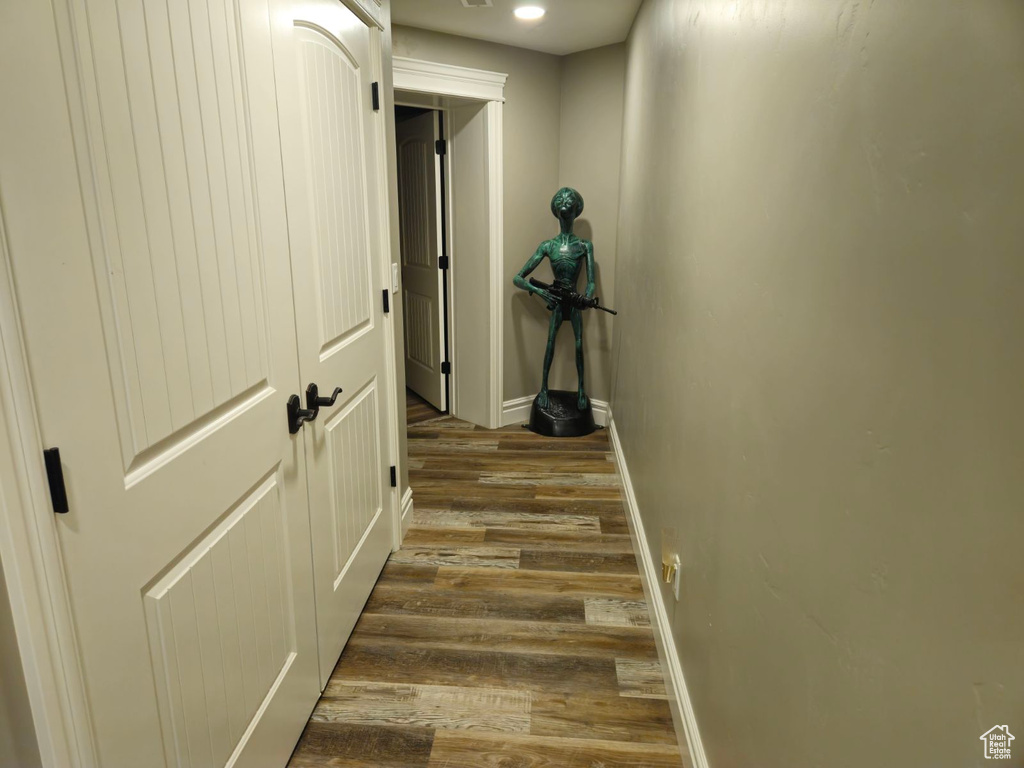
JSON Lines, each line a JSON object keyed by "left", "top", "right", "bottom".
{"left": 514, "top": 6, "right": 545, "bottom": 20}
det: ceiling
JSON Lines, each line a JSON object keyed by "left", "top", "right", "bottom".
{"left": 390, "top": 0, "right": 642, "bottom": 56}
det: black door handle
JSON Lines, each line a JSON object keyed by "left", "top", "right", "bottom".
{"left": 287, "top": 394, "right": 317, "bottom": 434}
{"left": 306, "top": 383, "right": 343, "bottom": 411}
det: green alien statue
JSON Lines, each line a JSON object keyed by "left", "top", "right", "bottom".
{"left": 513, "top": 187, "right": 596, "bottom": 414}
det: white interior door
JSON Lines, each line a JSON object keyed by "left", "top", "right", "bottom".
{"left": 276, "top": 0, "right": 396, "bottom": 688}
{"left": 0, "top": 1, "right": 319, "bottom": 766}
{"left": 397, "top": 111, "right": 447, "bottom": 411}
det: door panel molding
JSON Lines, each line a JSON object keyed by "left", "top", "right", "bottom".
{"left": 323, "top": 378, "right": 382, "bottom": 582}
{"left": 52, "top": 0, "right": 274, "bottom": 470}
{"left": 295, "top": 24, "right": 376, "bottom": 350}
{"left": 124, "top": 383, "right": 274, "bottom": 489}
{"left": 403, "top": 290, "right": 436, "bottom": 370}
{"left": 144, "top": 471, "right": 294, "bottom": 768}
{"left": 398, "top": 139, "right": 435, "bottom": 268}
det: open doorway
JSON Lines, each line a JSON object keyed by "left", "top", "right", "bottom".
{"left": 395, "top": 106, "right": 451, "bottom": 415}
{"left": 392, "top": 57, "right": 506, "bottom": 428}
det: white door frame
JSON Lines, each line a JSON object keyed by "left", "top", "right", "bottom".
{"left": 392, "top": 57, "right": 507, "bottom": 429}
{"left": 366, "top": 22, "right": 406, "bottom": 551}
{"left": 0, "top": 214, "right": 97, "bottom": 768}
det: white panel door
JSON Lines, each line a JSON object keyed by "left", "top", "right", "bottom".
{"left": 0, "top": 0, "right": 319, "bottom": 766}
{"left": 397, "top": 112, "right": 447, "bottom": 411}
{"left": 275, "top": 0, "right": 396, "bottom": 687}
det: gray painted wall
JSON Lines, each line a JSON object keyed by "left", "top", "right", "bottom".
{"left": 391, "top": 27, "right": 626, "bottom": 406}
{"left": 554, "top": 44, "right": 625, "bottom": 407}
{"left": 611, "top": 1, "right": 1024, "bottom": 767}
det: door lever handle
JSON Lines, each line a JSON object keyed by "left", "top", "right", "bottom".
{"left": 287, "top": 394, "right": 318, "bottom": 434}
{"left": 306, "top": 383, "right": 343, "bottom": 411}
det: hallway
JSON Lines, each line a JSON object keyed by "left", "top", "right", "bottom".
{"left": 287, "top": 392, "right": 685, "bottom": 767}
{"left": 4, "top": 0, "right": 1023, "bottom": 764}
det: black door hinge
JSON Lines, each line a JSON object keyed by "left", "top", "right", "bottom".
{"left": 441, "top": 361, "right": 451, "bottom": 375}
{"left": 382, "top": 289, "right": 390, "bottom": 314}
{"left": 435, "top": 139, "right": 446, "bottom": 155}
{"left": 438, "top": 255, "right": 449, "bottom": 270}
{"left": 389, "top": 465, "right": 397, "bottom": 487}
{"left": 43, "top": 448, "right": 69, "bottom": 514}
{"left": 371, "top": 81, "right": 380, "bottom": 111}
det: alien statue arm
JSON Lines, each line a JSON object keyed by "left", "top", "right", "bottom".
{"left": 583, "top": 240, "right": 595, "bottom": 300}
{"left": 513, "top": 244, "right": 555, "bottom": 306}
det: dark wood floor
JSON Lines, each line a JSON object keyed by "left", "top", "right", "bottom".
{"left": 288, "top": 391, "right": 686, "bottom": 767}
{"left": 406, "top": 388, "right": 445, "bottom": 425}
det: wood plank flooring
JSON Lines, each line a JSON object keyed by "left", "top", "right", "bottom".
{"left": 288, "top": 391, "right": 686, "bottom": 768}
{"left": 406, "top": 388, "right": 444, "bottom": 425}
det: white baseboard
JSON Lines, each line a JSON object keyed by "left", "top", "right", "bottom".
{"left": 400, "top": 487, "right": 414, "bottom": 539}
{"left": 608, "top": 415, "right": 709, "bottom": 768}
{"left": 501, "top": 394, "right": 609, "bottom": 428}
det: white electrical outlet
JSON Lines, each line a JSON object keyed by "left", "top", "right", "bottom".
{"left": 661, "top": 527, "right": 681, "bottom": 601}
{"left": 662, "top": 551, "right": 681, "bottom": 601}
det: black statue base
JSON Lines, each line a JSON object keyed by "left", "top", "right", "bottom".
{"left": 528, "top": 390, "right": 596, "bottom": 437}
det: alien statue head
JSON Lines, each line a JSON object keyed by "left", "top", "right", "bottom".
{"left": 550, "top": 187, "right": 585, "bottom": 225}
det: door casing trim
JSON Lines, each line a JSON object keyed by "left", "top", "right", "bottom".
{"left": 371, "top": 24, "right": 407, "bottom": 550}
{"left": 393, "top": 56, "right": 507, "bottom": 103}
{"left": 0, "top": 203, "right": 98, "bottom": 768}
{"left": 392, "top": 57, "right": 507, "bottom": 429}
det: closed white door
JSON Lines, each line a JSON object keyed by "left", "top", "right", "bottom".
{"left": 275, "top": 0, "right": 397, "bottom": 687}
{"left": 397, "top": 111, "right": 447, "bottom": 411}
{"left": 0, "top": 0, "right": 319, "bottom": 766}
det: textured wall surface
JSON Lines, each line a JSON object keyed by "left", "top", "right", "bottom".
{"left": 392, "top": 27, "right": 626, "bottom": 405}
{"left": 551, "top": 44, "right": 626, "bottom": 405}
{"left": 610, "top": 1, "right": 1024, "bottom": 766}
